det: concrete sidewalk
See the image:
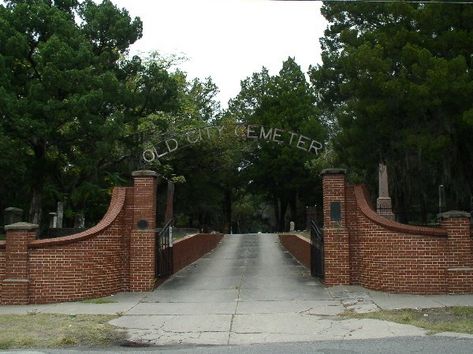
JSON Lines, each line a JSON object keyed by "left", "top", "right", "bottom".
{"left": 0, "top": 233, "right": 472, "bottom": 346}
{"left": 0, "top": 292, "right": 147, "bottom": 315}
{"left": 329, "top": 285, "right": 473, "bottom": 313}
{"left": 1, "top": 286, "right": 471, "bottom": 316}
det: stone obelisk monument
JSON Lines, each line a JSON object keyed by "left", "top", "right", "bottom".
{"left": 376, "top": 163, "right": 395, "bottom": 220}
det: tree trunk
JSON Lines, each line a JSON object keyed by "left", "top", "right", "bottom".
{"left": 198, "top": 212, "right": 203, "bottom": 231}
{"left": 29, "top": 188, "right": 42, "bottom": 224}
{"left": 288, "top": 195, "right": 297, "bottom": 229}
{"left": 164, "top": 181, "right": 175, "bottom": 224}
{"left": 29, "top": 140, "right": 46, "bottom": 225}
{"left": 273, "top": 197, "right": 280, "bottom": 232}
{"left": 223, "top": 188, "right": 232, "bottom": 234}
{"left": 275, "top": 197, "right": 288, "bottom": 232}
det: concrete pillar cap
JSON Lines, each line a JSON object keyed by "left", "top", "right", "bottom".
{"left": 320, "top": 168, "right": 347, "bottom": 176}
{"left": 4, "top": 222, "right": 39, "bottom": 231}
{"left": 132, "top": 170, "right": 158, "bottom": 178}
{"left": 438, "top": 210, "right": 471, "bottom": 219}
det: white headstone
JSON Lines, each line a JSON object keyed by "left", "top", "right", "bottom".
{"left": 57, "top": 202, "right": 64, "bottom": 228}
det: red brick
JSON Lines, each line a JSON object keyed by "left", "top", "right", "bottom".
{"left": 319, "top": 171, "right": 473, "bottom": 295}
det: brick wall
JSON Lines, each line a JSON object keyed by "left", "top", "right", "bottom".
{"left": 129, "top": 171, "right": 158, "bottom": 292}
{"left": 26, "top": 187, "right": 130, "bottom": 304}
{"left": 278, "top": 234, "right": 311, "bottom": 269}
{"left": 322, "top": 169, "right": 350, "bottom": 286}
{"left": 0, "top": 248, "right": 5, "bottom": 283}
{"left": 0, "top": 247, "right": 5, "bottom": 303}
{"left": 29, "top": 224, "right": 129, "bottom": 301}
{"left": 0, "top": 170, "right": 225, "bottom": 304}
{"left": 2, "top": 225, "right": 37, "bottom": 304}
{"left": 346, "top": 186, "right": 361, "bottom": 284}
{"left": 321, "top": 169, "right": 473, "bottom": 294}
{"left": 172, "top": 233, "right": 224, "bottom": 273}
{"left": 353, "top": 185, "right": 449, "bottom": 294}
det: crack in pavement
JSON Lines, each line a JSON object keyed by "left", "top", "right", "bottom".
{"left": 160, "top": 330, "right": 227, "bottom": 334}
{"left": 226, "top": 236, "right": 251, "bottom": 344}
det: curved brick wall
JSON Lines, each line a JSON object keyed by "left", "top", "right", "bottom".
{"left": 355, "top": 185, "right": 447, "bottom": 237}
{"left": 278, "top": 234, "right": 311, "bottom": 269}
{"left": 352, "top": 185, "right": 449, "bottom": 294}
{"left": 321, "top": 170, "right": 472, "bottom": 295}
{"left": 27, "top": 187, "right": 132, "bottom": 303}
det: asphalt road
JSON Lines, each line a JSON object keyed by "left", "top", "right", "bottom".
{"left": 10, "top": 336, "right": 473, "bottom": 354}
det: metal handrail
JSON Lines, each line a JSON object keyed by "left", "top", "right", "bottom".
{"left": 311, "top": 219, "right": 323, "bottom": 242}
{"left": 161, "top": 218, "right": 174, "bottom": 233}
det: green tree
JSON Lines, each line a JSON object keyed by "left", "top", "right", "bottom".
{"left": 229, "top": 58, "right": 326, "bottom": 230}
{"left": 0, "top": 127, "right": 30, "bottom": 221}
{"left": 311, "top": 2, "right": 473, "bottom": 219}
{"left": 138, "top": 72, "right": 232, "bottom": 231}
{"left": 0, "top": 0, "right": 144, "bottom": 224}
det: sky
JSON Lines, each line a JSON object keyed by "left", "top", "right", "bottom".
{"left": 110, "top": 0, "right": 327, "bottom": 107}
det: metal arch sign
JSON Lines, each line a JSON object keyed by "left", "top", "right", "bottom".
{"left": 142, "top": 124, "right": 323, "bottom": 163}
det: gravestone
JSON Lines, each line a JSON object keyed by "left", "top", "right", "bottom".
{"left": 57, "top": 202, "right": 64, "bottom": 228}
{"left": 74, "top": 213, "right": 85, "bottom": 228}
{"left": 289, "top": 221, "right": 295, "bottom": 232}
{"left": 4, "top": 207, "right": 23, "bottom": 225}
{"left": 49, "top": 212, "right": 57, "bottom": 228}
{"left": 376, "top": 163, "right": 395, "bottom": 220}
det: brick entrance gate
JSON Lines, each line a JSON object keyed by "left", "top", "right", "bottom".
{"left": 0, "top": 170, "right": 222, "bottom": 305}
{"left": 320, "top": 169, "right": 473, "bottom": 294}
{"left": 281, "top": 168, "right": 473, "bottom": 295}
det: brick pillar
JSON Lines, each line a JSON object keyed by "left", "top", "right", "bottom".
{"left": 440, "top": 211, "right": 473, "bottom": 293}
{"left": 129, "top": 170, "right": 157, "bottom": 291}
{"left": 440, "top": 211, "right": 472, "bottom": 268}
{"left": 2, "top": 222, "right": 38, "bottom": 304}
{"left": 321, "top": 168, "right": 351, "bottom": 285}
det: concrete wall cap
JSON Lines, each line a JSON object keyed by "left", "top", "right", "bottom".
{"left": 4, "top": 222, "right": 39, "bottom": 231}
{"left": 131, "top": 170, "right": 158, "bottom": 178}
{"left": 320, "top": 168, "right": 347, "bottom": 176}
{"left": 438, "top": 210, "right": 471, "bottom": 219}
{"left": 4, "top": 207, "right": 23, "bottom": 212}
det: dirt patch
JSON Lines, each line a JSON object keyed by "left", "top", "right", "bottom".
{"left": 81, "top": 297, "right": 118, "bottom": 304}
{"left": 342, "top": 306, "right": 473, "bottom": 334}
{"left": 0, "top": 313, "right": 124, "bottom": 349}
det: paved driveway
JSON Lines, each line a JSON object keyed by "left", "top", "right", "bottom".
{"left": 111, "top": 234, "right": 426, "bottom": 345}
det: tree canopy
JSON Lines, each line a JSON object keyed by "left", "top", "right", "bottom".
{"left": 0, "top": 0, "right": 212, "bottom": 230}
{"left": 228, "top": 57, "right": 327, "bottom": 230}
{"left": 311, "top": 1, "right": 473, "bottom": 220}
{"left": 2, "top": 0, "right": 472, "bottom": 234}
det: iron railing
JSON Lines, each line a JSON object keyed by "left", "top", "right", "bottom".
{"left": 155, "top": 218, "right": 174, "bottom": 278}
{"left": 310, "top": 219, "right": 324, "bottom": 278}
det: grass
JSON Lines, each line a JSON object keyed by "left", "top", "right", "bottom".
{"left": 342, "top": 306, "right": 473, "bottom": 335}
{"left": 81, "top": 297, "right": 118, "bottom": 304}
{"left": 0, "top": 313, "right": 124, "bottom": 349}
